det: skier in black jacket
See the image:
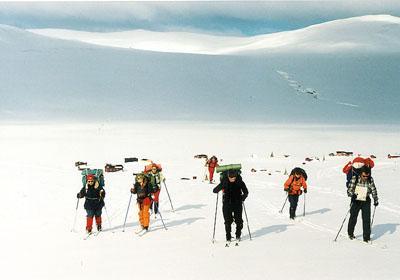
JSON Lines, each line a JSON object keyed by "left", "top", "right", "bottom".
{"left": 77, "top": 174, "right": 105, "bottom": 233}
{"left": 213, "top": 169, "right": 249, "bottom": 242}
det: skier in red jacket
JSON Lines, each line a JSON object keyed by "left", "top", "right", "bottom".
{"left": 207, "top": 156, "right": 219, "bottom": 184}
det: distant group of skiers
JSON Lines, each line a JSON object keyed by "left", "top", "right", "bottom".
{"left": 75, "top": 155, "right": 379, "bottom": 244}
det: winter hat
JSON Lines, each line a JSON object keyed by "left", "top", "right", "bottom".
{"left": 227, "top": 169, "right": 238, "bottom": 178}
{"left": 86, "top": 174, "right": 95, "bottom": 181}
{"left": 360, "top": 165, "right": 371, "bottom": 175}
{"left": 352, "top": 157, "right": 365, "bottom": 169}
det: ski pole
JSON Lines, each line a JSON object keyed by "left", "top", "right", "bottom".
{"left": 71, "top": 198, "right": 80, "bottom": 232}
{"left": 370, "top": 205, "right": 377, "bottom": 243}
{"left": 103, "top": 204, "right": 112, "bottom": 229}
{"left": 334, "top": 203, "right": 353, "bottom": 242}
{"left": 303, "top": 193, "right": 306, "bottom": 217}
{"left": 163, "top": 181, "right": 174, "bottom": 212}
{"left": 243, "top": 202, "right": 252, "bottom": 241}
{"left": 212, "top": 192, "right": 219, "bottom": 243}
{"left": 371, "top": 205, "right": 377, "bottom": 229}
{"left": 157, "top": 208, "right": 168, "bottom": 230}
{"left": 279, "top": 195, "right": 289, "bottom": 213}
{"left": 122, "top": 193, "right": 133, "bottom": 232}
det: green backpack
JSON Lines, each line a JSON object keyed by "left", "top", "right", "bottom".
{"left": 81, "top": 169, "right": 105, "bottom": 187}
{"left": 217, "top": 164, "right": 242, "bottom": 182}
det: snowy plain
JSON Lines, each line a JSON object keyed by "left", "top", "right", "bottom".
{"left": 0, "top": 122, "right": 399, "bottom": 280}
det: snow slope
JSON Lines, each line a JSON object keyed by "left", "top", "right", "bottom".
{"left": 29, "top": 15, "right": 400, "bottom": 54}
{"left": 1, "top": 122, "right": 399, "bottom": 280}
{"left": 1, "top": 21, "right": 399, "bottom": 123}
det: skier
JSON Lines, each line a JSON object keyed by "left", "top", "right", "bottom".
{"left": 343, "top": 157, "right": 375, "bottom": 188}
{"left": 131, "top": 173, "right": 154, "bottom": 231}
{"left": 347, "top": 166, "right": 379, "bottom": 242}
{"left": 213, "top": 169, "right": 248, "bottom": 243}
{"left": 77, "top": 174, "right": 105, "bottom": 233}
{"left": 284, "top": 168, "right": 307, "bottom": 220}
{"left": 207, "top": 156, "right": 219, "bottom": 184}
{"left": 147, "top": 164, "right": 165, "bottom": 215}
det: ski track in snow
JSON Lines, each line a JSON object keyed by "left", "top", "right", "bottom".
{"left": 276, "top": 70, "right": 360, "bottom": 108}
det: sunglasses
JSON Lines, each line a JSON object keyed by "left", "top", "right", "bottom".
{"left": 87, "top": 180, "right": 94, "bottom": 183}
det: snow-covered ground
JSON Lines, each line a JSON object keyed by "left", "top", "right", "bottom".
{"left": 2, "top": 20, "right": 400, "bottom": 123}
{"left": 29, "top": 15, "right": 400, "bottom": 54}
{"left": 1, "top": 122, "right": 399, "bottom": 279}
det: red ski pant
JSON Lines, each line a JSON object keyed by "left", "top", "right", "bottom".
{"left": 86, "top": 216, "right": 102, "bottom": 231}
{"left": 209, "top": 167, "right": 216, "bottom": 182}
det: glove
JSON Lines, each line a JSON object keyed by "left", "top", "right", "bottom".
{"left": 351, "top": 194, "right": 357, "bottom": 202}
{"left": 76, "top": 193, "right": 81, "bottom": 199}
{"left": 130, "top": 188, "right": 135, "bottom": 194}
{"left": 241, "top": 194, "right": 247, "bottom": 201}
{"left": 304, "top": 189, "right": 307, "bottom": 194}
{"left": 374, "top": 201, "right": 379, "bottom": 207}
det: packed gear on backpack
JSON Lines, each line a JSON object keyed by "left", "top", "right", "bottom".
{"left": 342, "top": 157, "right": 374, "bottom": 188}
{"left": 81, "top": 169, "right": 105, "bottom": 188}
{"left": 217, "top": 164, "right": 242, "bottom": 182}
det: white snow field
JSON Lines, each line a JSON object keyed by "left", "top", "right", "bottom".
{"left": 1, "top": 122, "right": 399, "bottom": 280}
{"left": 30, "top": 15, "right": 400, "bottom": 54}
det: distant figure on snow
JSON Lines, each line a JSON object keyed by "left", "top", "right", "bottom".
{"left": 213, "top": 169, "right": 248, "bottom": 243}
{"left": 284, "top": 168, "right": 308, "bottom": 220}
{"left": 347, "top": 166, "right": 379, "bottom": 242}
{"left": 207, "top": 156, "right": 219, "bottom": 184}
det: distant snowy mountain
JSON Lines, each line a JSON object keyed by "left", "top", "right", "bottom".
{"left": 29, "top": 15, "right": 400, "bottom": 55}
{"left": 0, "top": 15, "right": 399, "bottom": 123}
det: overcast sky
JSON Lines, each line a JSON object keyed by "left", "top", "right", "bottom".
{"left": 1, "top": 1, "right": 400, "bottom": 35}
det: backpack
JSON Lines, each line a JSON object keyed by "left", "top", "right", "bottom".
{"left": 346, "top": 166, "right": 372, "bottom": 187}
{"left": 218, "top": 164, "right": 242, "bottom": 182}
{"left": 81, "top": 169, "right": 105, "bottom": 187}
{"left": 290, "top": 167, "right": 308, "bottom": 181}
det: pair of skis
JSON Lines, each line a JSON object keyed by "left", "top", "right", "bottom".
{"left": 83, "top": 230, "right": 101, "bottom": 240}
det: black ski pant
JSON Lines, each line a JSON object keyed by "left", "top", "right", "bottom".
{"left": 222, "top": 202, "right": 243, "bottom": 240}
{"left": 151, "top": 201, "right": 159, "bottom": 214}
{"left": 347, "top": 198, "right": 371, "bottom": 241}
{"left": 289, "top": 195, "right": 299, "bottom": 219}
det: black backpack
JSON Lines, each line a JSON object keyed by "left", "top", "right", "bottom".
{"left": 290, "top": 167, "right": 307, "bottom": 181}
